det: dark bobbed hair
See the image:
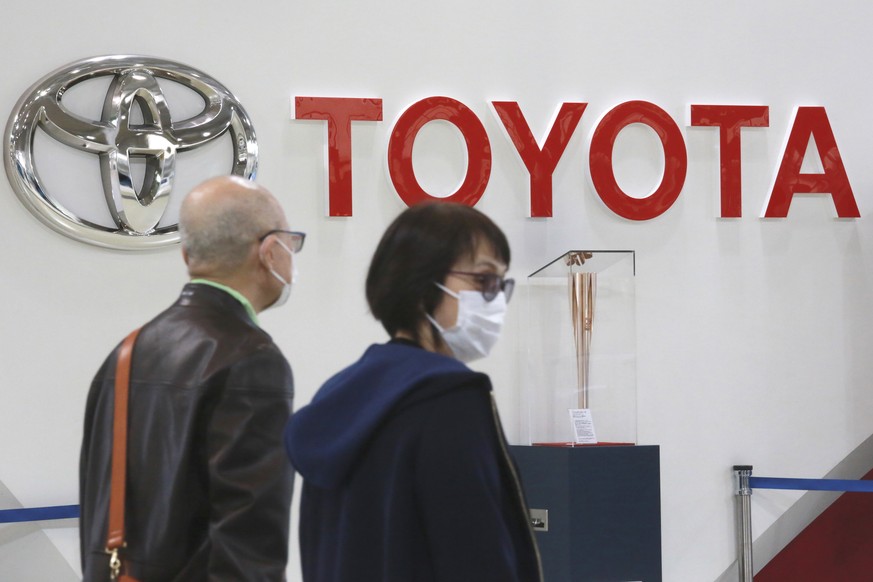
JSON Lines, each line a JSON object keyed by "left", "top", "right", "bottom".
{"left": 366, "top": 202, "right": 510, "bottom": 343}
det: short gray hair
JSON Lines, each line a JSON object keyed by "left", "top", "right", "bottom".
{"left": 180, "top": 186, "right": 281, "bottom": 271}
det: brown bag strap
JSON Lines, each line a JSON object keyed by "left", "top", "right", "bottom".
{"left": 106, "top": 328, "right": 141, "bottom": 557}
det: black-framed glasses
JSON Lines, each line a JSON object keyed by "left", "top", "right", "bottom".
{"left": 447, "top": 271, "right": 515, "bottom": 302}
{"left": 258, "top": 229, "right": 306, "bottom": 253}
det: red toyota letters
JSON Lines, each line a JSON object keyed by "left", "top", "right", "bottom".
{"left": 294, "top": 97, "right": 860, "bottom": 220}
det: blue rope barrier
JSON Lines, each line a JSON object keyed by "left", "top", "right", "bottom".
{"left": 749, "top": 476, "right": 873, "bottom": 493}
{"left": 0, "top": 504, "right": 79, "bottom": 524}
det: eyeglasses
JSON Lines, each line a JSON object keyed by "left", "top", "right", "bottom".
{"left": 447, "top": 271, "right": 515, "bottom": 302}
{"left": 258, "top": 229, "right": 306, "bottom": 253}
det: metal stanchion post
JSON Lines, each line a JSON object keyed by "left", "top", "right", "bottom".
{"left": 734, "top": 465, "right": 754, "bottom": 582}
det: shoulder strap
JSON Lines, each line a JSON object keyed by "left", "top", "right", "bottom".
{"left": 106, "top": 328, "right": 141, "bottom": 552}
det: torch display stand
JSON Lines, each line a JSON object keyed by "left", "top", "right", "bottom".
{"left": 518, "top": 251, "right": 657, "bottom": 579}
{"left": 511, "top": 444, "right": 662, "bottom": 582}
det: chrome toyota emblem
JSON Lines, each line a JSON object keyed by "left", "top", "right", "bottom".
{"left": 4, "top": 55, "right": 257, "bottom": 249}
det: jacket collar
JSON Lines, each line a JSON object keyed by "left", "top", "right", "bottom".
{"left": 177, "top": 282, "right": 259, "bottom": 329}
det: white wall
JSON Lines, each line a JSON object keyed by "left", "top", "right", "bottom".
{"left": 1, "top": 1, "right": 872, "bottom": 580}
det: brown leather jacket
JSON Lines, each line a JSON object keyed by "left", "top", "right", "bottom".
{"left": 79, "top": 283, "right": 294, "bottom": 581}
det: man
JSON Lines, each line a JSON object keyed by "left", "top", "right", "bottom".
{"left": 79, "top": 176, "right": 301, "bottom": 581}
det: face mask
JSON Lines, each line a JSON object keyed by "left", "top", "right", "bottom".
{"left": 426, "top": 282, "right": 507, "bottom": 363}
{"left": 267, "top": 239, "right": 295, "bottom": 309}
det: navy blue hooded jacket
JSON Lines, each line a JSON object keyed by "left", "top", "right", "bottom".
{"left": 285, "top": 340, "right": 542, "bottom": 582}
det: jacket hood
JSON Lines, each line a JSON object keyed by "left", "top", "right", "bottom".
{"left": 284, "top": 341, "right": 473, "bottom": 489}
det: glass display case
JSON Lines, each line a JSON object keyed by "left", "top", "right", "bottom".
{"left": 524, "top": 251, "right": 637, "bottom": 445}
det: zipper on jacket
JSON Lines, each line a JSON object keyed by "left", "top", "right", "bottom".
{"left": 489, "top": 394, "right": 545, "bottom": 582}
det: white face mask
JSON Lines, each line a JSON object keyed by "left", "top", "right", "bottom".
{"left": 267, "top": 239, "right": 295, "bottom": 309}
{"left": 427, "top": 282, "right": 507, "bottom": 363}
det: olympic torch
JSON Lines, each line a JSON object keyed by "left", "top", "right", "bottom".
{"left": 567, "top": 252, "right": 596, "bottom": 409}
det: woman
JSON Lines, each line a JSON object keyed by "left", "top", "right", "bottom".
{"left": 285, "top": 202, "right": 542, "bottom": 582}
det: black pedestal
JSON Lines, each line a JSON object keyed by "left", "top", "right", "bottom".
{"left": 511, "top": 445, "right": 662, "bottom": 582}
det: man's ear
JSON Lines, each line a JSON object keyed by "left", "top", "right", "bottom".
{"left": 181, "top": 246, "right": 190, "bottom": 266}
{"left": 258, "top": 237, "right": 274, "bottom": 267}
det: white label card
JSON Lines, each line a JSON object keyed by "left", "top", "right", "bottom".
{"left": 568, "top": 408, "right": 598, "bottom": 444}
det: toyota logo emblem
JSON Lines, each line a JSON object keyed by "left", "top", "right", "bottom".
{"left": 4, "top": 55, "right": 258, "bottom": 250}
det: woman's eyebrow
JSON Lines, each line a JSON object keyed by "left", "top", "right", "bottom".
{"left": 474, "top": 258, "right": 507, "bottom": 272}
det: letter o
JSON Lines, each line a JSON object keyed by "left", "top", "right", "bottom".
{"left": 388, "top": 97, "right": 491, "bottom": 207}
{"left": 589, "top": 101, "right": 687, "bottom": 220}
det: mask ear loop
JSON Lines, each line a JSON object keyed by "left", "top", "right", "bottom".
{"left": 425, "top": 313, "right": 444, "bottom": 333}
{"left": 424, "top": 312, "right": 451, "bottom": 356}
{"left": 434, "top": 281, "right": 460, "bottom": 299}
{"left": 428, "top": 281, "right": 459, "bottom": 333}
{"left": 260, "top": 237, "right": 293, "bottom": 282}
{"left": 273, "top": 238, "right": 294, "bottom": 256}
{"left": 421, "top": 281, "right": 453, "bottom": 352}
